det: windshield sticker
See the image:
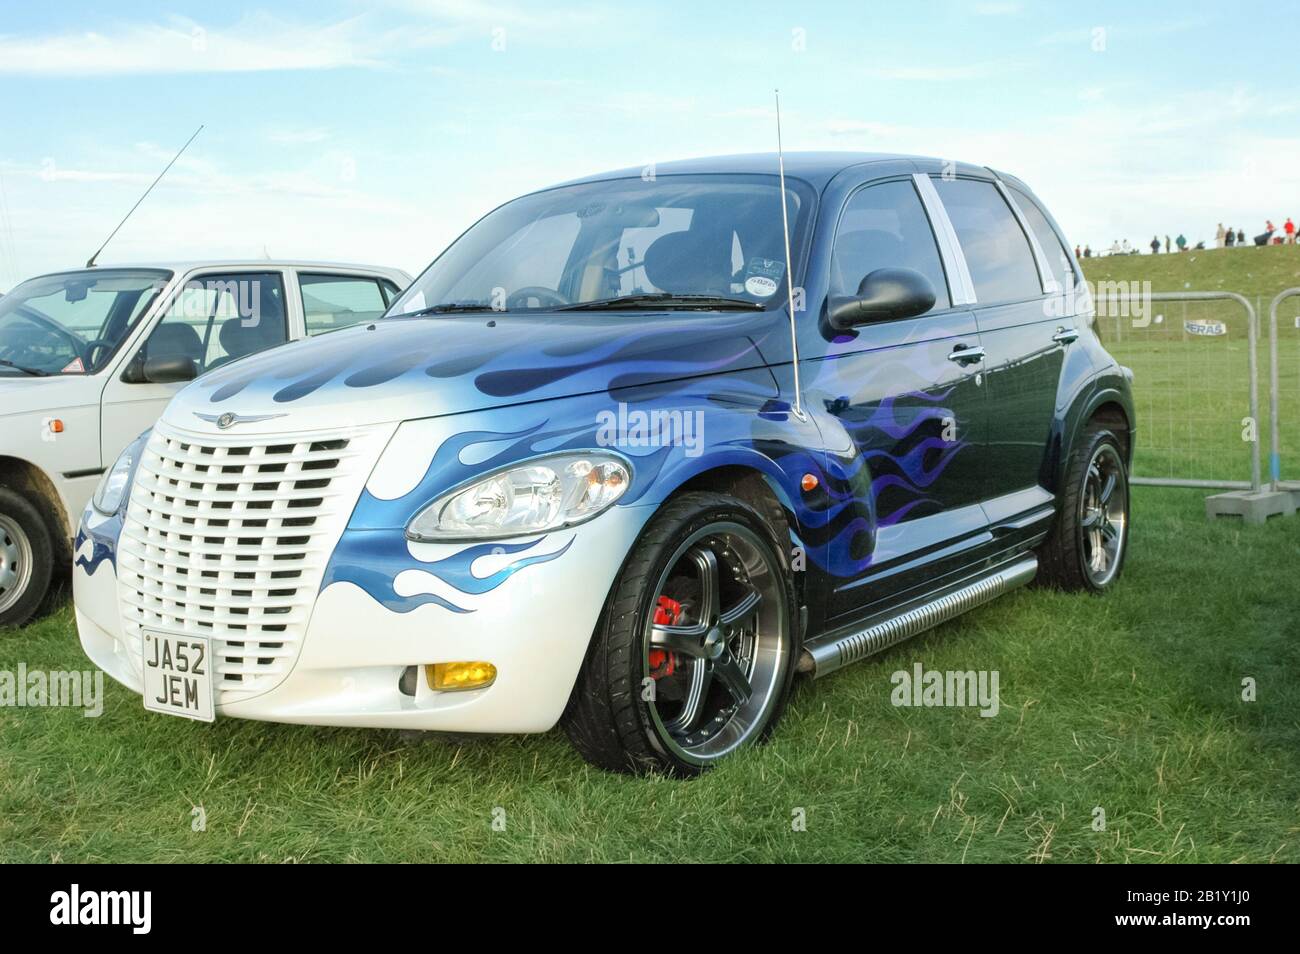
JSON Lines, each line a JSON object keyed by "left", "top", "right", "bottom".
{"left": 743, "top": 257, "right": 785, "bottom": 297}
{"left": 61, "top": 357, "right": 85, "bottom": 373}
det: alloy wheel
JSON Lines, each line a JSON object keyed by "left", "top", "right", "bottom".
{"left": 643, "top": 521, "right": 789, "bottom": 766}
{"left": 1080, "top": 444, "right": 1128, "bottom": 588}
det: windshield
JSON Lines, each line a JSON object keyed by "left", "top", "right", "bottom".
{"left": 0, "top": 269, "right": 171, "bottom": 375}
{"left": 390, "top": 174, "right": 816, "bottom": 316}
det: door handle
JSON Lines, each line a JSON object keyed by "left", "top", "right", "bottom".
{"left": 1052, "top": 326, "right": 1079, "bottom": 344}
{"left": 948, "top": 344, "right": 986, "bottom": 365}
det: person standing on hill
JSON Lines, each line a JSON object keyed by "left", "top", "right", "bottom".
{"left": 1225, "top": 227, "right": 1236, "bottom": 247}
{"left": 1215, "top": 223, "right": 1226, "bottom": 248}
{"left": 1083, "top": 245, "right": 1092, "bottom": 258}
{"left": 1238, "top": 228, "right": 1246, "bottom": 245}
{"left": 1286, "top": 218, "right": 1296, "bottom": 244}
{"left": 1176, "top": 233, "right": 1187, "bottom": 252}
{"left": 1150, "top": 235, "right": 1161, "bottom": 254}
{"left": 1165, "top": 234, "right": 1171, "bottom": 253}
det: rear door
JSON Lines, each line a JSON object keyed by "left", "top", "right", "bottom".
{"left": 928, "top": 175, "right": 1063, "bottom": 521}
{"left": 292, "top": 271, "right": 399, "bottom": 337}
{"left": 99, "top": 270, "right": 290, "bottom": 464}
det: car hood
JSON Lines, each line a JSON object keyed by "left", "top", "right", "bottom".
{"left": 164, "top": 310, "right": 787, "bottom": 436}
{"left": 0, "top": 373, "right": 99, "bottom": 418}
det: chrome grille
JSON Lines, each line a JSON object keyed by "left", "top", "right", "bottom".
{"left": 117, "top": 421, "right": 386, "bottom": 704}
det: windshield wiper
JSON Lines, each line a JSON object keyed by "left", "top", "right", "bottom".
{"left": 0, "top": 359, "right": 50, "bottom": 377}
{"left": 399, "top": 302, "right": 502, "bottom": 318}
{"left": 566, "top": 293, "right": 764, "bottom": 312}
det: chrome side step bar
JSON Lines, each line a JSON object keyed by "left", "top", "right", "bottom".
{"left": 798, "top": 556, "right": 1038, "bottom": 678}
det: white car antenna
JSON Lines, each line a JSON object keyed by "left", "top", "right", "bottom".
{"left": 774, "top": 90, "right": 805, "bottom": 421}
{"left": 86, "top": 125, "right": 204, "bottom": 268}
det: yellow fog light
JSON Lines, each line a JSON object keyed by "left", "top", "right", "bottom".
{"left": 425, "top": 661, "right": 497, "bottom": 692}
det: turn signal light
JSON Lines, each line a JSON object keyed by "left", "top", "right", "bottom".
{"left": 425, "top": 661, "right": 497, "bottom": 692}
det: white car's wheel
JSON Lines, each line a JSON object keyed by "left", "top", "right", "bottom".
{"left": 0, "top": 487, "right": 54, "bottom": 629}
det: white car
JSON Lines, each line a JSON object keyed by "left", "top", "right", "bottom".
{"left": 0, "top": 260, "right": 410, "bottom": 626}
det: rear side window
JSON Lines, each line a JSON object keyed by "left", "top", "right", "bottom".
{"left": 932, "top": 177, "right": 1042, "bottom": 303}
{"left": 831, "top": 179, "right": 950, "bottom": 310}
{"left": 1008, "top": 185, "right": 1076, "bottom": 290}
{"left": 299, "top": 274, "right": 390, "bottom": 335}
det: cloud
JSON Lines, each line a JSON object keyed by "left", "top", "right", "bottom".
{"left": 859, "top": 63, "right": 1012, "bottom": 81}
{"left": 783, "top": 81, "right": 1300, "bottom": 251}
{"left": 267, "top": 128, "right": 332, "bottom": 145}
{"left": 825, "top": 119, "right": 904, "bottom": 138}
{"left": 376, "top": 0, "right": 605, "bottom": 29}
{"left": 0, "top": 13, "right": 455, "bottom": 76}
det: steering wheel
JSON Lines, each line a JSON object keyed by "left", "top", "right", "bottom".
{"left": 506, "top": 286, "right": 569, "bottom": 309}
{"left": 82, "top": 338, "right": 117, "bottom": 370}
{"left": 2, "top": 311, "right": 86, "bottom": 368}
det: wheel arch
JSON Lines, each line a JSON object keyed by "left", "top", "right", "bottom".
{"left": 1057, "top": 373, "right": 1135, "bottom": 482}
{"left": 0, "top": 456, "right": 73, "bottom": 562}
{"left": 653, "top": 462, "right": 809, "bottom": 608}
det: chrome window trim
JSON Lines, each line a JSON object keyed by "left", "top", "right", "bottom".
{"left": 992, "top": 176, "right": 1059, "bottom": 295}
{"left": 912, "top": 173, "right": 977, "bottom": 306}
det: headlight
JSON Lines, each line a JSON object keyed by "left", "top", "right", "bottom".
{"left": 93, "top": 432, "right": 147, "bottom": 515}
{"left": 407, "top": 452, "right": 631, "bottom": 541}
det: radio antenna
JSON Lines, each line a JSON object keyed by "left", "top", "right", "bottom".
{"left": 774, "top": 90, "right": 805, "bottom": 421}
{"left": 86, "top": 124, "right": 204, "bottom": 268}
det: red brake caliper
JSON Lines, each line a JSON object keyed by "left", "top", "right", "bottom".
{"left": 649, "top": 595, "right": 683, "bottom": 679}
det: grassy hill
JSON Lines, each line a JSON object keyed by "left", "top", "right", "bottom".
{"left": 1080, "top": 243, "right": 1300, "bottom": 300}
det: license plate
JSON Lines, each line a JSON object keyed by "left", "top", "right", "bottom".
{"left": 142, "top": 630, "right": 215, "bottom": 723}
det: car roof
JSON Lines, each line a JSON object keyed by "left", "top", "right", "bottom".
{"left": 551, "top": 151, "right": 947, "bottom": 191}
{"left": 24, "top": 260, "right": 411, "bottom": 282}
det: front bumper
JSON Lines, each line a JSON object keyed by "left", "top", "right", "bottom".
{"left": 75, "top": 502, "right": 653, "bottom": 733}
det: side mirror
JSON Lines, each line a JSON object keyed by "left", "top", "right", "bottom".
{"left": 828, "top": 267, "right": 937, "bottom": 330}
{"left": 142, "top": 355, "right": 197, "bottom": 384}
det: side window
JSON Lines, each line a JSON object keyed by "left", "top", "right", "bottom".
{"left": 299, "top": 274, "right": 389, "bottom": 335}
{"left": 142, "top": 272, "right": 288, "bottom": 376}
{"left": 932, "top": 177, "right": 1042, "bottom": 303}
{"left": 1008, "top": 185, "right": 1077, "bottom": 290}
{"left": 830, "top": 180, "right": 951, "bottom": 310}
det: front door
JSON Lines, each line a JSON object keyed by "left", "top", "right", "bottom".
{"left": 100, "top": 271, "right": 290, "bottom": 465}
{"left": 805, "top": 177, "right": 991, "bottom": 622}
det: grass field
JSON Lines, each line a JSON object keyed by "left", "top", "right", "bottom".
{"left": 2, "top": 497, "right": 1297, "bottom": 863}
{"left": 1, "top": 249, "right": 1297, "bottom": 863}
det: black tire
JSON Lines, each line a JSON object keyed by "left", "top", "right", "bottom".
{"left": 561, "top": 491, "right": 800, "bottom": 777}
{"left": 0, "top": 486, "right": 55, "bottom": 630}
{"left": 1037, "top": 425, "right": 1130, "bottom": 593}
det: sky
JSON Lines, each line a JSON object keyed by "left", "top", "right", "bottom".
{"left": 0, "top": 0, "right": 1296, "bottom": 289}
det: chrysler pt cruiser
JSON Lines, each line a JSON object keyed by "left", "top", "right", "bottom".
{"left": 74, "top": 153, "right": 1134, "bottom": 776}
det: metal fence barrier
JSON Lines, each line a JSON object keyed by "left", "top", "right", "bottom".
{"left": 1096, "top": 290, "right": 1261, "bottom": 492}
{"left": 1269, "top": 288, "right": 1300, "bottom": 492}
